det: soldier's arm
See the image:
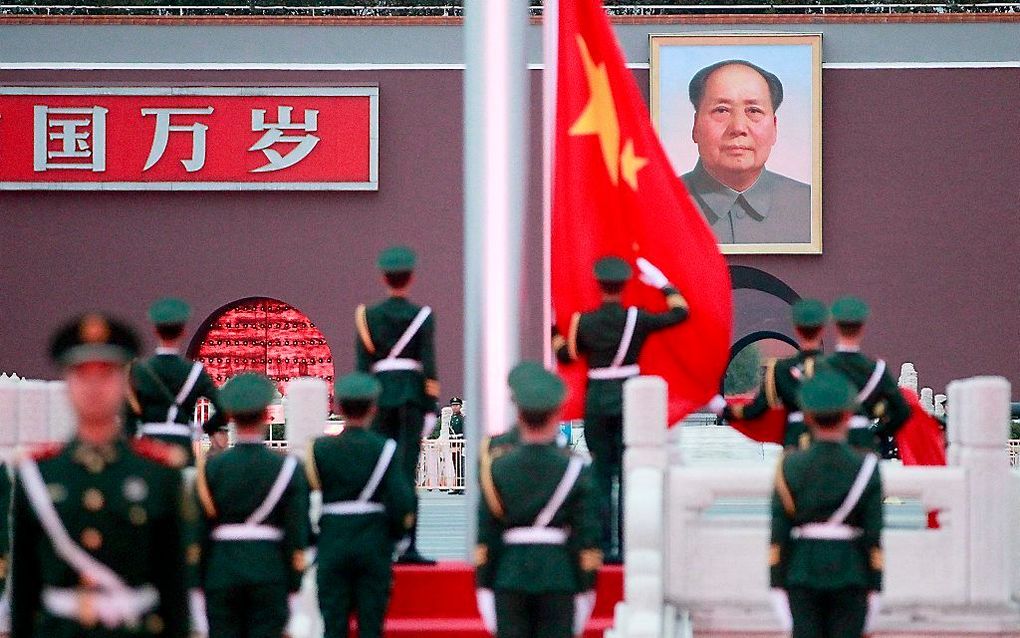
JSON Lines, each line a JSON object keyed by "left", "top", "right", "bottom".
{"left": 354, "top": 304, "right": 374, "bottom": 374}
{"left": 553, "top": 312, "right": 583, "bottom": 364}
{"left": 724, "top": 360, "right": 778, "bottom": 422}
{"left": 860, "top": 462, "right": 884, "bottom": 591}
{"left": 637, "top": 285, "right": 690, "bottom": 332}
{"left": 283, "top": 463, "right": 311, "bottom": 594}
{"left": 151, "top": 469, "right": 189, "bottom": 638}
{"left": 571, "top": 465, "right": 602, "bottom": 592}
{"left": 10, "top": 476, "right": 43, "bottom": 637}
{"left": 421, "top": 315, "right": 440, "bottom": 414}
{"left": 873, "top": 372, "right": 911, "bottom": 438}
{"left": 769, "top": 459, "right": 795, "bottom": 589}
{"left": 474, "top": 491, "right": 502, "bottom": 590}
{"left": 196, "top": 369, "right": 227, "bottom": 435}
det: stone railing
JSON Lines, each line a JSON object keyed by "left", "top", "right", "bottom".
{"left": 608, "top": 375, "right": 1020, "bottom": 638}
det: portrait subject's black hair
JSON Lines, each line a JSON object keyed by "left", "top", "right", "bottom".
{"left": 689, "top": 60, "right": 785, "bottom": 112}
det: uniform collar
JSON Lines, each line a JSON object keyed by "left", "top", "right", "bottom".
{"left": 836, "top": 344, "right": 861, "bottom": 353}
{"left": 70, "top": 437, "right": 123, "bottom": 472}
{"left": 685, "top": 160, "right": 773, "bottom": 225}
{"left": 155, "top": 346, "right": 179, "bottom": 355}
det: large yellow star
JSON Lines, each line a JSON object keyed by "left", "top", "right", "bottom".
{"left": 620, "top": 138, "right": 648, "bottom": 191}
{"left": 569, "top": 35, "right": 620, "bottom": 185}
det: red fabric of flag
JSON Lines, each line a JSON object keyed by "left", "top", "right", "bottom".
{"left": 725, "top": 402, "right": 787, "bottom": 445}
{"left": 551, "top": 0, "right": 732, "bottom": 424}
{"left": 895, "top": 388, "right": 947, "bottom": 466}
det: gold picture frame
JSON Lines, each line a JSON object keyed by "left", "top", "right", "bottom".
{"left": 650, "top": 33, "right": 822, "bottom": 255}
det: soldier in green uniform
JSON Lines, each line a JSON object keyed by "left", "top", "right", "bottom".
{"left": 770, "top": 369, "right": 884, "bottom": 638}
{"left": 719, "top": 298, "right": 829, "bottom": 449}
{"left": 553, "top": 256, "right": 688, "bottom": 562}
{"left": 126, "top": 298, "right": 227, "bottom": 465}
{"left": 355, "top": 246, "right": 439, "bottom": 564}
{"left": 195, "top": 373, "right": 309, "bottom": 638}
{"left": 449, "top": 398, "right": 465, "bottom": 437}
{"left": 11, "top": 313, "right": 190, "bottom": 638}
{"left": 475, "top": 363, "right": 601, "bottom": 638}
{"left": 306, "top": 372, "right": 415, "bottom": 638}
{"left": 824, "top": 297, "right": 910, "bottom": 455}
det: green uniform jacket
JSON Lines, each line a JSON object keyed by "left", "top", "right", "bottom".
{"left": 555, "top": 287, "right": 688, "bottom": 418}
{"left": 308, "top": 428, "right": 415, "bottom": 559}
{"left": 450, "top": 413, "right": 465, "bottom": 437}
{"left": 771, "top": 441, "right": 884, "bottom": 592}
{"left": 476, "top": 443, "right": 600, "bottom": 594}
{"left": 11, "top": 438, "right": 189, "bottom": 638}
{"left": 823, "top": 351, "right": 910, "bottom": 450}
{"left": 355, "top": 297, "right": 439, "bottom": 412}
{"left": 126, "top": 353, "right": 227, "bottom": 443}
{"left": 726, "top": 349, "right": 823, "bottom": 449}
{"left": 197, "top": 444, "right": 309, "bottom": 593}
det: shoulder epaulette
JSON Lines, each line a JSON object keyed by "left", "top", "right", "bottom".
{"left": 131, "top": 438, "right": 187, "bottom": 469}
{"left": 355, "top": 304, "right": 376, "bottom": 354}
{"left": 26, "top": 442, "right": 64, "bottom": 462}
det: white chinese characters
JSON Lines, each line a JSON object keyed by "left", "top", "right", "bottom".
{"left": 249, "top": 106, "right": 320, "bottom": 173}
{"left": 142, "top": 107, "right": 215, "bottom": 172}
{"left": 33, "top": 106, "right": 108, "bottom": 172}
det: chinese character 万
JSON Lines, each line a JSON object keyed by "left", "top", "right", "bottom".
{"left": 249, "top": 106, "right": 320, "bottom": 173}
{"left": 33, "top": 106, "right": 108, "bottom": 172}
{"left": 142, "top": 107, "right": 215, "bottom": 172}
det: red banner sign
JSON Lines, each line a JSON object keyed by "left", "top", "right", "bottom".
{"left": 0, "top": 87, "right": 378, "bottom": 190}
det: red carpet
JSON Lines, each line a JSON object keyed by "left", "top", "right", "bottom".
{"left": 361, "top": 562, "right": 622, "bottom": 637}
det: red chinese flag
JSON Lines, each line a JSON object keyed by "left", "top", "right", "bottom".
{"left": 551, "top": 0, "right": 732, "bottom": 423}
{"left": 726, "top": 404, "right": 787, "bottom": 446}
{"left": 896, "top": 388, "right": 947, "bottom": 466}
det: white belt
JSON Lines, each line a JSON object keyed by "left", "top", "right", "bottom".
{"left": 502, "top": 527, "right": 568, "bottom": 545}
{"left": 320, "top": 501, "right": 386, "bottom": 516}
{"left": 788, "top": 412, "right": 804, "bottom": 423}
{"left": 139, "top": 423, "right": 192, "bottom": 437}
{"left": 371, "top": 358, "right": 423, "bottom": 373}
{"left": 587, "top": 364, "right": 640, "bottom": 381}
{"left": 791, "top": 523, "right": 863, "bottom": 541}
{"left": 42, "top": 585, "right": 159, "bottom": 627}
{"left": 786, "top": 413, "right": 870, "bottom": 429}
{"left": 211, "top": 524, "right": 284, "bottom": 542}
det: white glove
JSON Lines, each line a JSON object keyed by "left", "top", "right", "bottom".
{"left": 476, "top": 588, "right": 497, "bottom": 635}
{"left": 573, "top": 590, "right": 597, "bottom": 637}
{"left": 188, "top": 589, "right": 208, "bottom": 636}
{"left": 422, "top": 412, "right": 438, "bottom": 439}
{"left": 769, "top": 588, "right": 792, "bottom": 631}
{"left": 707, "top": 394, "right": 727, "bottom": 416}
{"left": 284, "top": 593, "right": 309, "bottom": 638}
{"left": 865, "top": 591, "right": 881, "bottom": 633}
{"left": 636, "top": 257, "right": 670, "bottom": 290}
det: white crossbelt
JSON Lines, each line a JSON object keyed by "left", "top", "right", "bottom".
{"left": 138, "top": 423, "right": 193, "bottom": 438}
{"left": 588, "top": 307, "right": 639, "bottom": 381}
{"left": 212, "top": 455, "right": 297, "bottom": 543}
{"left": 42, "top": 586, "right": 159, "bottom": 627}
{"left": 791, "top": 453, "right": 878, "bottom": 543}
{"left": 787, "top": 412, "right": 871, "bottom": 429}
{"left": 371, "top": 306, "right": 431, "bottom": 374}
{"left": 857, "top": 359, "right": 887, "bottom": 405}
{"left": 166, "top": 361, "right": 204, "bottom": 424}
{"left": 371, "top": 358, "right": 423, "bottom": 373}
{"left": 502, "top": 456, "right": 583, "bottom": 546}
{"left": 321, "top": 439, "right": 396, "bottom": 517}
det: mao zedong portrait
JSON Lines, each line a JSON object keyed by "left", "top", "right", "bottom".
{"left": 680, "top": 60, "right": 811, "bottom": 244}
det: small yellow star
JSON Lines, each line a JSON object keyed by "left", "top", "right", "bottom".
{"left": 620, "top": 138, "right": 648, "bottom": 191}
{"left": 569, "top": 35, "right": 620, "bottom": 185}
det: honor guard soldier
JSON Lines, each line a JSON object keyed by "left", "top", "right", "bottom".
{"left": 11, "top": 314, "right": 190, "bottom": 638}
{"left": 355, "top": 246, "right": 439, "bottom": 564}
{"left": 553, "top": 256, "right": 688, "bottom": 562}
{"left": 718, "top": 299, "right": 829, "bottom": 449}
{"left": 449, "top": 397, "right": 465, "bottom": 437}
{"left": 770, "top": 369, "right": 884, "bottom": 638}
{"left": 475, "top": 363, "right": 601, "bottom": 638}
{"left": 306, "top": 372, "right": 415, "bottom": 638}
{"left": 195, "top": 373, "right": 309, "bottom": 638}
{"left": 127, "top": 298, "right": 227, "bottom": 464}
{"left": 824, "top": 297, "right": 909, "bottom": 455}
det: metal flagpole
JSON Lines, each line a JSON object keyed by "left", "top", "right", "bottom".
{"left": 462, "top": 0, "right": 530, "bottom": 558}
{"left": 542, "top": 0, "right": 558, "bottom": 369}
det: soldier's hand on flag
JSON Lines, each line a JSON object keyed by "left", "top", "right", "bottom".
{"left": 636, "top": 257, "right": 670, "bottom": 290}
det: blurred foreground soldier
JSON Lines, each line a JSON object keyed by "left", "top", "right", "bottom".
{"left": 717, "top": 298, "right": 829, "bottom": 449}
{"left": 127, "top": 298, "right": 227, "bottom": 464}
{"left": 824, "top": 297, "right": 909, "bottom": 455}
{"left": 770, "top": 370, "right": 883, "bottom": 638}
{"left": 355, "top": 246, "right": 439, "bottom": 564}
{"left": 475, "top": 363, "right": 600, "bottom": 638}
{"left": 11, "top": 314, "right": 189, "bottom": 638}
{"left": 553, "top": 256, "right": 688, "bottom": 562}
{"left": 195, "top": 373, "right": 309, "bottom": 638}
{"left": 306, "top": 373, "right": 414, "bottom": 638}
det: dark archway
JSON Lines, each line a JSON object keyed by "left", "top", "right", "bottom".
{"left": 722, "top": 330, "right": 800, "bottom": 397}
{"left": 729, "top": 265, "right": 801, "bottom": 303}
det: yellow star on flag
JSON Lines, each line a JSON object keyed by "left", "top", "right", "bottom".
{"left": 620, "top": 138, "right": 648, "bottom": 191}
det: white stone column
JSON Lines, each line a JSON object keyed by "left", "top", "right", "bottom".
{"left": 47, "top": 381, "right": 75, "bottom": 442}
{"left": 0, "top": 375, "right": 19, "bottom": 458}
{"left": 612, "top": 376, "right": 669, "bottom": 638}
{"left": 898, "top": 362, "right": 918, "bottom": 393}
{"left": 284, "top": 377, "right": 329, "bottom": 458}
{"left": 948, "top": 376, "right": 1012, "bottom": 606}
{"left": 17, "top": 380, "right": 51, "bottom": 446}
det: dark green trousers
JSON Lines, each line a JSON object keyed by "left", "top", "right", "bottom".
{"left": 494, "top": 591, "right": 574, "bottom": 638}
{"left": 372, "top": 404, "right": 424, "bottom": 553}
{"left": 317, "top": 552, "right": 393, "bottom": 638}
{"left": 584, "top": 413, "right": 624, "bottom": 557}
{"left": 206, "top": 583, "right": 288, "bottom": 638}
{"left": 788, "top": 586, "right": 868, "bottom": 638}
